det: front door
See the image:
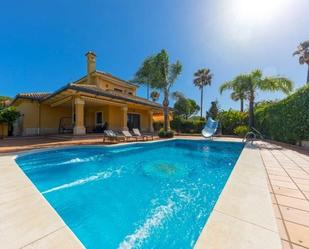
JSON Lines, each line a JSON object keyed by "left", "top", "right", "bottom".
{"left": 127, "top": 113, "right": 140, "bottom": 130}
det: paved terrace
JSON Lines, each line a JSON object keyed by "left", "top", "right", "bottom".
{"left": 0, "top": 135, "right": 160, "bottom": 154}
{"left": 0, "top": 136, "right": 308, "bottom": 248}
{"left": 259, "top": 141, "right": 309, "bottom": 249}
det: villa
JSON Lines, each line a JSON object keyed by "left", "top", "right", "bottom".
{"left": 10, "top": 52, "right": 165, "bottom": 136}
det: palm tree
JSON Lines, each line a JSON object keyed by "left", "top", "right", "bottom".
{"left": 220, "top": 76, "right": 248, "bottom": 112}
{"left": 131, "top": 56, "right": 153, "bottom": 99}
{"left": 220, "top": 70, "right": 293, "bottom": 128}
{"left": 193, "top": 68, "right": 213, "bottom": 118}
{"left": 150, "top": 91, "right": 160, "bottom": 102}
{"left": 133, "top": 49, "right": 182, "bottom": 131}
{"left": 293, "top": 40, "right": 309, "bottom": 84}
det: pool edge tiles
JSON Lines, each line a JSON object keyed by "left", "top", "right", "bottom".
{"left": 0, "top": 138, "right": 279, "bottom": 249}
{"left": 0, "top": 154, "right": 85, "bottom": 249}
{"left": 194, "top": 142, "right": 282, "bottom": 249}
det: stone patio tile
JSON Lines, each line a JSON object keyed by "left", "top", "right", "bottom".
{"left": 279, "top": 206, "right": 309, "bottom": 227}
{"left": 287, "top": 172, "right": 309, "bottom": 180}
{"left": 291, "top": 243, "right": 308, "bottom": 249}
{"left": 268, "top": 169, "right": 289, "bottom": 177}
{"left": 194, "top": 211, "right": 282, "bottom": 249}
{"left": 0, "top": 193, "right": 65, "bottom": 248}
{"left": 293, "top": 178, "right": 309, "bottom": 186}
{"left": 285, "top": 221, "right": 309, "bottom": 248}
{"left": 271, "top": 180, "right": 298, "bottom": 190}
{"left": 281, "top": 240, "right": 292, "bottom": 249}
{"left": 214, "top": 179, "right": 277, "bottom": 231}
{"left": 229, "top": 163, "right": 268, "bottom": 189}
{"left": 303, "top": 191, "right": 309, "bottom": 199}
{"left": 22, "top": 226, "right": 85, "bottom": 249}
{"left": 269, "top": 175, "right": 293, "bottom": 182}
{"left": 276, "top": 218, "right": 289, "bottom": 240}
{"left": 0, "top": 185, "right": 37, "bottom": 205}
{"left": 273, "top": 204, "right": 282, "bottom": 219}
{"left": 272, "top": 186, "right": 306, "bottom": 199}
{"left": 297, "top": 184, "right": 309, "bottom": 192}
{"left": 276, "top": 195, "right": 309, "bottom": 212}
{"left": 271, "top": 193, "right": 276, "bottom": 204}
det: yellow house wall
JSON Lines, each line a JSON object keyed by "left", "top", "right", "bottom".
{"left": 15, "top": 100, "right": 40, "bottom": 136}
{"left": 40, "top": 104, "right": 71, "bottom": 134}
{"left": 84, "top": 105, "right": 109, "bottom": 132}
{"left": 15, "top": 100, "right": 71, "bottom": 135}
{"left": 96, "top": 78, "right": 136, "bottom": 95}
{"left": 106, "top": 105, "right": 123, "bottom": 130}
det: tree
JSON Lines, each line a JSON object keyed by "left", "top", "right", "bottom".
{"left": 173, "top": 92, "right": 200, "bottom": 119}
{"left": 150, "top": 91, "right": 160, "bottom": 102}
{"left": 0, "top": 106, "right": 20, "bottom": 137}
{"left": 206, "top": 101, "right": 219, "bottom": 120}
{"left": 187, "top": 99, "right": 200, "bottom": 118}
{"left": 293, "top": 40, "right": 309, "bottom": 84}
{"left": 0, "top": 106, "right": 20, "bottom": 124}
{"left": 220, "top": 70, "right": 293, "bottom": 128}
{"left": 0, "top": 96, "right": 12, "bottom": 107}
{"left": 219, "top": 76, "right": 248, "bottom": 112}
{"left": 133, "top": 49, "right": 182, "bottom": 131}
{"left": 193, "top": 68, "right": 213, "bottom": 118}
{"left": 131, "top": 57, "right": 153, "bottom": 99}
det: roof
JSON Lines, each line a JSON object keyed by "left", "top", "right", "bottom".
{"left": 15, "top": 92, "right": 51, "bottom": 101}
{"left": 95, "top": 71, "right": 138, "bottom": 88}
{"left": 42, "top": 83, "right": 163, "bottom": 109}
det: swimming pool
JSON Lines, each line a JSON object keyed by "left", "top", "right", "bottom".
{"left": 16, "top": 139, "right": 244, "bottom": 249}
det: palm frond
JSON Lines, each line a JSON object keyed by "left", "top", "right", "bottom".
{"left": 168, "top": 60, "right": 182, "bottom": 85}
{"left": 193, "top": 68, "right": 212, "bottom": 89}
{"left": 219, "top": 81, "right": 234, "bottom": 94}
{"left": 259, "top": 76, "right": 293, "bottom": 94}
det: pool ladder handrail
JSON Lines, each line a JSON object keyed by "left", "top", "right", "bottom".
{"left": 242, "top": 127, "right": 264, "bottom": 144}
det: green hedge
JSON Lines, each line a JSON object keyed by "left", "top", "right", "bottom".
{"left": 170, "top": 118, "right": 205, "bottom": 133}
{"left": 255, "top": 85, "right": 309, "bottom": 144}
{"left": 217, "top": 110, "right": 248, "bottom": 135}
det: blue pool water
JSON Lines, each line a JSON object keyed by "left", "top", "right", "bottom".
{"left": 16, "top": 139, "right": 244, "bottom": 249}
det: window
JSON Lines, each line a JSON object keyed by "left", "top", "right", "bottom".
{"left": 128, "top": 92, "right": 133, "bottom": 95}
{"left": 95, "top": 112, "right": 103, "bottom": 126}
{"left": 127, "top": 113, "right": 140, "bottom": 130}
{"left": 114, "top": 88, "right": 123, "bottom": 93}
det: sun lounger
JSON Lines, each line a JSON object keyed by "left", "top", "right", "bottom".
{"left": 122, "top": 130, "right": 144, "bottom": 141}
{"left": 103, "top": 130, "right": 125, "bottom": 143}
{"left": 132, "top": 128, "right": 154, "bottom": 140}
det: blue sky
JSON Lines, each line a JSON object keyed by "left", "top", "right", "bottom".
{"left": 0, "top": 0, "right": 308, "bottom": 112}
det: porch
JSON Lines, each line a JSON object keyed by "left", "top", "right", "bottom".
{"left": 16, "top": 94, "right": 161, "bottom": 136}
{"left": 64, "top": 96, "right": 155, "bottom": 135}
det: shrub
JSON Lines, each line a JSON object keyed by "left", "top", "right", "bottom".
{"left": 170, "top": 117, "right": 205, "bottom": 133}
{"left": 233, "top": 125, "right": 249, "bottom": 137}
{"left": 153, "top": 121, "right": 163, "bottom": 131}
{"left": 255, "top": 85, "right": 309, "bottom": 144}
{"left": 158, "top": 128, "right": 174, "bottom": 138}
{"left": 217, "top": 110, "right": 248, "bottom": 135}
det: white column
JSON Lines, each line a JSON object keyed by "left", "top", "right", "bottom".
{"left": 121, "top": 106, "right": 128, "bottom": 131}
{"left": 148, "top": 110, "right": 154, "bottom": 132}
{"left": 73, "top": 97, "right": 86, "bottom": 135}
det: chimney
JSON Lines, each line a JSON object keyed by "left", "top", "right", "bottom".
{"left": 86, "top": 51, "right": 96, "bottom": 75}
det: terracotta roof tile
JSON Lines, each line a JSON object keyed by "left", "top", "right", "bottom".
{"left": 17, "top": 92, "right": 51, "bottom": 100}
{"left": 69, "top": 84, "right": 162, "bottom": 108}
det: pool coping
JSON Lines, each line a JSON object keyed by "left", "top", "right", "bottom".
{"left": 194, "top": 142, "right": 282, "bottom": 249}
{"left": 0, "top": 138, "right": 281, "bottom": 248}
